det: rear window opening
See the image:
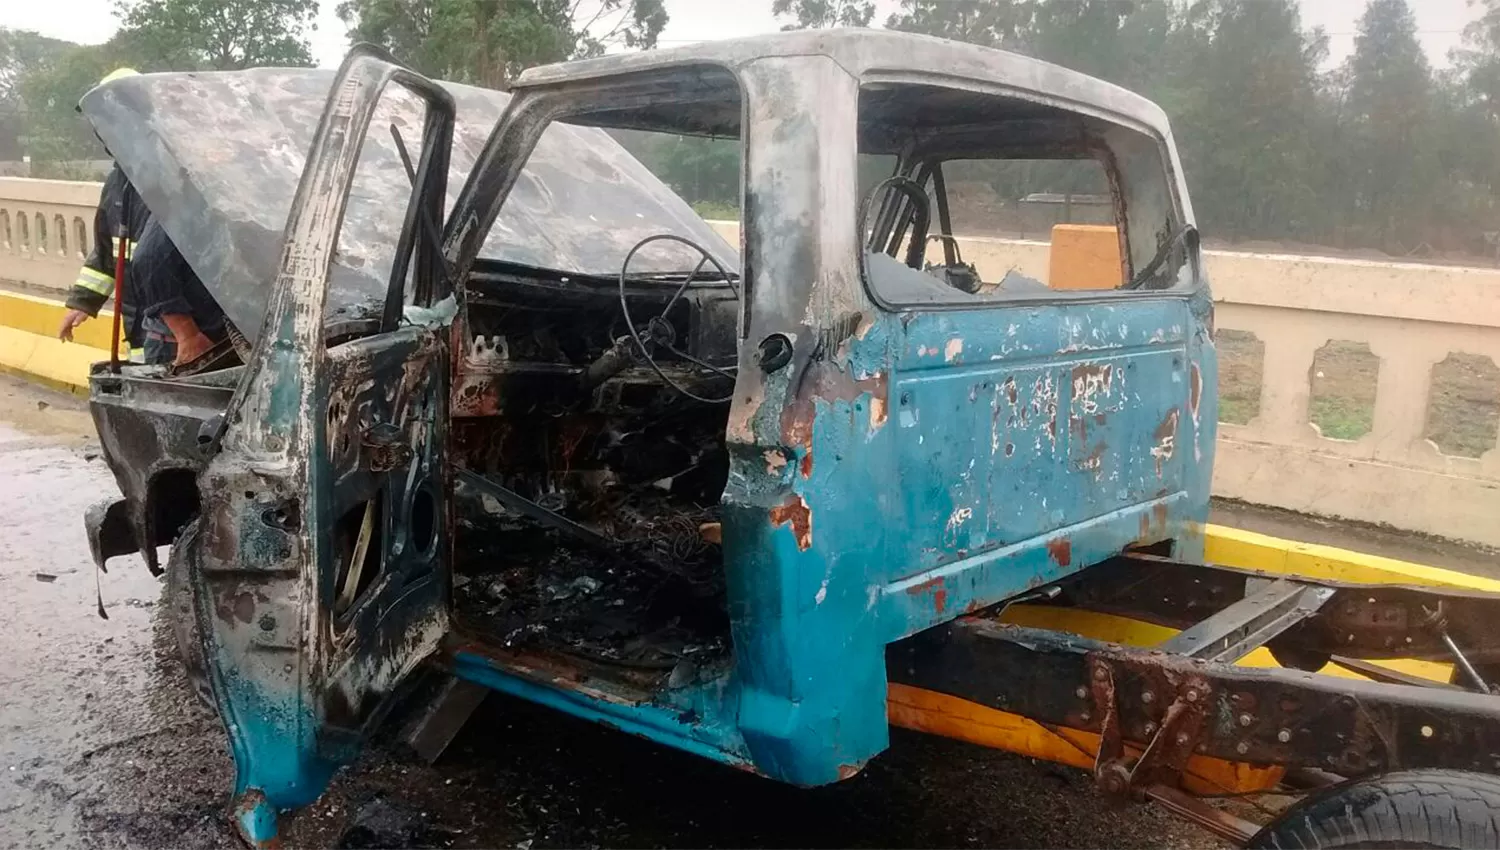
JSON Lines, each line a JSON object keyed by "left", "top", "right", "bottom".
{"left": 857, "top": 82, "right": 1187, "bottom": 304}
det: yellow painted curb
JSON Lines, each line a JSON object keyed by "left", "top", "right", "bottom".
{"left": 1205, "top": 523, "right": 1500, "bottom": 591}
{"left": 0, "top": 290, "right": 112, "bottom": 391}
{"left": 0, "top": 324, "right": 106, "bottom": 393}
{"left": 0, "top": 289, "right": 116, "bottom": 349}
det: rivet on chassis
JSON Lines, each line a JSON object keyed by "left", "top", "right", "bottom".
{"left": 1080, "top": 711, "right": 1092, "bottom": 722}
{"left": 1238, "top": 712, "right": 1253, "bottom": 727}
{"left": 1141, "top": 690, "right": 1155, "bottom": 704}
{"left": 1176, "top": 733, "right": 1191, "bottom": 745}
{"left": 1185, "top": 689, "right": 1199, "bottom": 703}
{"left": 1143, "top": 721, "right": 1158, "bottom": 736}
{"left": 1075, "top": 686, "right": 1088, "bottom": 699}
{"left": 1236, "top": 741, "right": 1251, "bottom": 755}
{"left": 1277, "top": 729, "right": 1292, "bottom": 743}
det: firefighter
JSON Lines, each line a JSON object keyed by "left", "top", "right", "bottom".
{"left": 56, "top": 68, "right": 150, "bottom": 352}
{"left": 131, "top": 216, "right": 225, "bottom": 366}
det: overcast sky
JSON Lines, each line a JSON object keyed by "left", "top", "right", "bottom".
{"left": 0, "top": 0, "right": 1480, "bottom": 70}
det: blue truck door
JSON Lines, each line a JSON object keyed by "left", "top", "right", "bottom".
{"left": 891, "top": 295, "right": 1198, "bottom": 585}
{"left": 187, "top": 49, "right": 458, "bottom": 847}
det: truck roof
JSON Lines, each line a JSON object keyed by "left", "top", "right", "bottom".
{"left": 514, "top": 28, "right": 1172, "bottom": 139}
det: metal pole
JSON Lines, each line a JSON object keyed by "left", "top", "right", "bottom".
{"left": 109, "top": 225, "right": 127, "bottom": 371}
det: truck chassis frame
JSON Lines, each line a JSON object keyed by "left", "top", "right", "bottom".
{"left": 878, "top": 553, "right": 1500, "bottom": 844}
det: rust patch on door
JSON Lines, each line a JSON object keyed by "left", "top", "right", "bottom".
{"left": 1047, "top": 538, "right": 1073, "bottom": 567}
{"left": 907, "top": 575, "right": 948, "bottom": 614}
{"left": 769, "top": 494, "right": 812, "bottom": 551}
{"left": 1189, "top": 363, "right": 1203, "bottom": 424}
{"left": 779, "top": 362, "right": 888, "bottom": 454}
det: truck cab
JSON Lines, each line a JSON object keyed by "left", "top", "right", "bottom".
{"left": 81, "top": 30, "right": 1212, "bottom": 845}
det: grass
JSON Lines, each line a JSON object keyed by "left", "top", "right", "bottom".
{"left": 1308, "top": 397, "right": 1374, "bottom": 441}
{"left": 1425, "top": 354, "right": 1500, "bottom": 458}
{"left": 1216, "top": 331, "right": 1264, "bottom": 425}
{"left": 1218, "top": 397, "right": 1257, "bottom": 426}
{"left": 691, "top": 201, "right": 739, "bottom": 222}
{"left": 1307, "top": 341, "right": 1379, "bottom": 441}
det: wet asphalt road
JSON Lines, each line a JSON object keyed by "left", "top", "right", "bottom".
{"left": 0, "top": 372, "right": 1225, "bottom": 849}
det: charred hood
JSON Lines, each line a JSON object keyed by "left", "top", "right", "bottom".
{"left": 79, "top": 68, "right": 737, "bottom": 343}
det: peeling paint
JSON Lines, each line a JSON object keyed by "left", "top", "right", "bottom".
{"left": 1070, "top": 363, "right": 1114, "bottom": 416}
{"left": 769, "top": 494, "right": 812, "bottom": 551}
{"left": 945, "top": 506, "right": 973, "bottom": 534}
{"left": 944, "top": 338, "right": 963, "bottom": 362}
{"left": 1151, "top": 408, "right": 1180, "bottom": 476}
{"left": 1189, "top": 363, "right": 1202, "bottom": 426}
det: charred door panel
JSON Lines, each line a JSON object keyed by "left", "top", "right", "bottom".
{"left": 184, "top": 48, "right": 458, "bottom": 848}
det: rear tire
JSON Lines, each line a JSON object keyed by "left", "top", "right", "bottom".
{"left": 1249, "top": 770, "right": 1500, "bottom": 849}
{"left": 166, "top": 518, "right": 213, "bottom": 707}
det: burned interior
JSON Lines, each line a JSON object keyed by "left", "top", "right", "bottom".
{"left": 447, "top": 249, "right": 742, "bottom": 680}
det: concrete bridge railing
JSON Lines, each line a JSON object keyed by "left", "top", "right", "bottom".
{"left": 2, "top": 178, "right": 1497, "bottom": 547}
{"left": 0, "top": 177, "right": 104, "bottom": 294}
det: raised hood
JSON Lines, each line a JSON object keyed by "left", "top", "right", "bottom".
{"left": 80, "top": 67, "right": 738, "bottom": 343}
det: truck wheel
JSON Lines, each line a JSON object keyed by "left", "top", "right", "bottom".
{"left": 166, "top": 518, "right": 213, "bottom": 707}
{"left": 1249, "top": 770, "right": 1500, "bottom": 849}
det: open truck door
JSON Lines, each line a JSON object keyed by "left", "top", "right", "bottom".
{"left": 182, "top": 48, "right": 457, "bottom": 847}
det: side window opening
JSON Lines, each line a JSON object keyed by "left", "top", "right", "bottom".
{"left": 930, "top": 157, "right": 1122, "bottom": 292}
{"left": 857, "top": 83, "right": 1186, "bottom": 306}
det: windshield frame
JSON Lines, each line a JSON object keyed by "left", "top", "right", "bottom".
{"left": 441, "top": 62, "right": 746, "bottom": 292}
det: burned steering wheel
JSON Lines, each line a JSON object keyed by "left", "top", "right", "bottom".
{"left": 618, "top": 234, "right": 741, "bottom": 404}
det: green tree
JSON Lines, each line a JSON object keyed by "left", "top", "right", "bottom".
{"left": 771, "top": 0, "right": 874, "bottom": 29}
{"left": 1027, "top": 0, "right": 1180, "bottom": 93}
{"left": 336, "top": 0, "right": 668, "bottom": 88}
{"left": 1446, "top": 0, "right": 1500, "bottom": 255}
{"left": 113, "top": 0, "right": 318, "bottom": 70}
{"left": 1457, "top": 0, "right": 1500, "bottom": 121}
{"left": 612, "top": 128, "right": 739, "bottom": 214}
{"left": 11, "top": 36, "right": 144, "bottom": 163}
{"left": 1339, "top": 0, "right": 1434, "bottom": 249}
{"left": 884, "top": 0, "right": 1034, "bottom": 50}
{"left": 1169, "top": 0, "right": 1330, "bottom": 241}
{"left": 0, "top": 29, "right": 75, "bottom": 159}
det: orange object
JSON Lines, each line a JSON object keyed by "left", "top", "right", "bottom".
{"left": 1048, "top": 224, "right": 1123, "bottom": 290}
{"left": 887, "top": 682, "right": 1284, "bottom": 795}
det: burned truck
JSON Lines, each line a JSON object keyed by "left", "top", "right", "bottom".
{"left": 83, "top": 31, "right": 1500, "bottom": 849}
